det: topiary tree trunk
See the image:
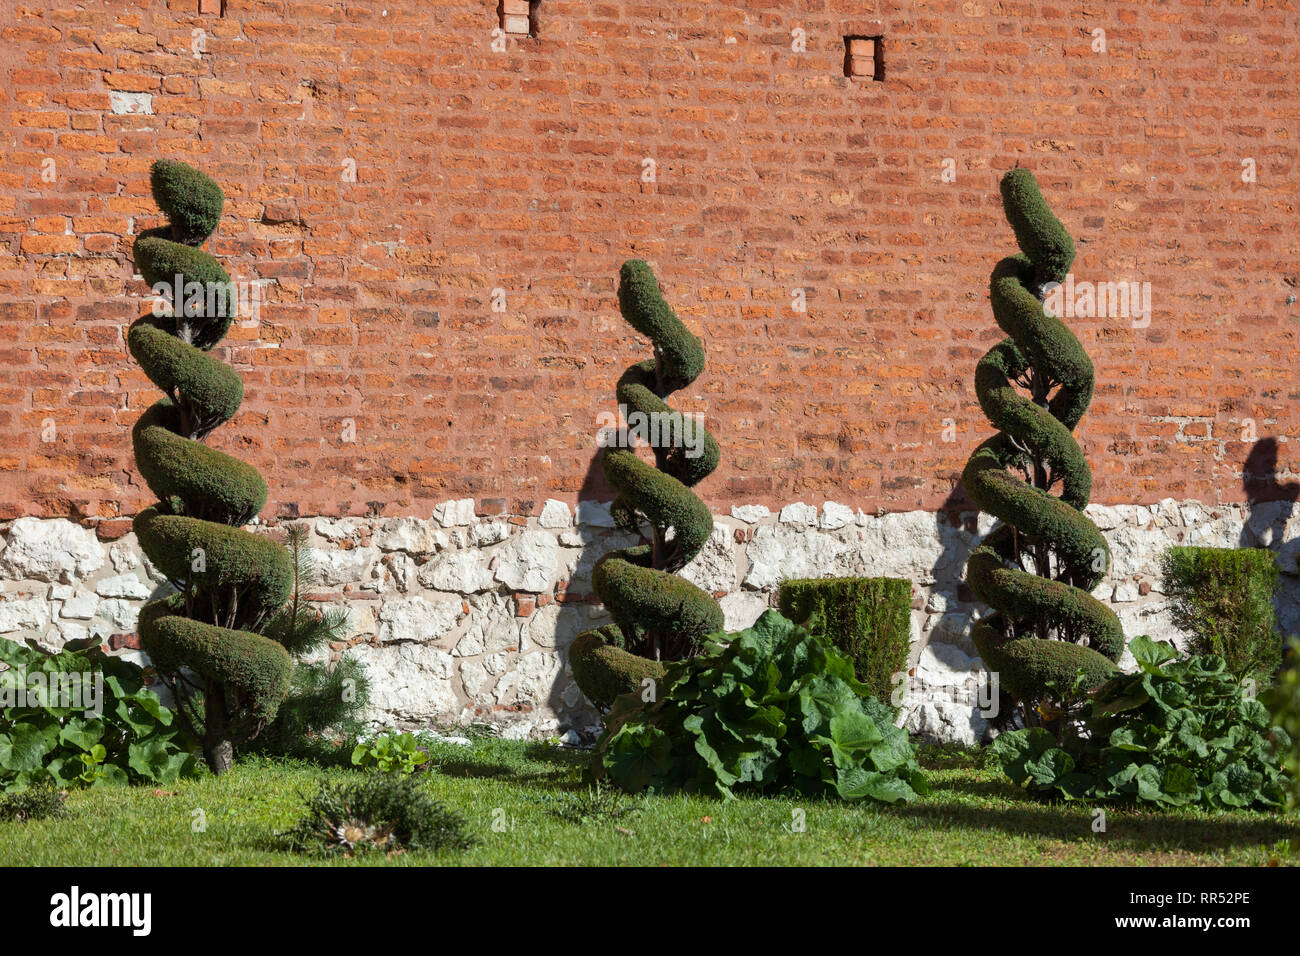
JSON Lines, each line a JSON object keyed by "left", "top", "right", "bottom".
{"left": 961, "top": 168, "right": 1124, "bottom": 728}
{"left": 129, "top": 159, "right": 293, "bottom": 774}
{"left": 569, "top": 260, "right": 724, "bottom": 709}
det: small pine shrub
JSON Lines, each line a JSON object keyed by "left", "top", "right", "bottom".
{"left": 282, "top": 775, "right": 473, "bottom": 856}
{"left": 1161, "top": 546, "right": 1281, "bottom": 682}
{"left": 533, "top": 782, "right": 642, "bottom": 825}
{"left": 251, "top": 523, "right": 372, "bottom": 757}
{"left": 0, "top": 784, "right": 68, "bottom": 822}
{"left": 779, "top": 576, "right": 911, "bottom": 703}
{"left": 1266, "top": 639, "right": 1300, "bottom": 809}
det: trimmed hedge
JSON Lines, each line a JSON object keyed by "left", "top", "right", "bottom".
{"left": 778, "top": 576, "right": 911, "bottom": 703}
{"left": 569, "top": 260, "right": 723, "bottom": 708}
{"left": 569, "top": 624, "right": 665, "bottom": 711}
{"left": 1161, "top": 546, "right": 1282, "bottom": 681}
{"left": 961, "top": 169, "right": 1123, "bottom": 715}
{"left": 130, "top": 158, "right": 292, "bottom": 774}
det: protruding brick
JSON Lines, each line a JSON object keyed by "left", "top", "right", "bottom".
{"left": 849, "top": 55, "right": 875, "bottom": 78}
{"left": 502, "top": 13, "right": 530, "bottom": 34}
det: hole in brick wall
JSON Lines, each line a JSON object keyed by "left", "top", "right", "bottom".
{"left": 844, "top": 36, "right": 884, "bottom": 82}
{"left": 499, "top": 0, "right": 538, "bottom": 38}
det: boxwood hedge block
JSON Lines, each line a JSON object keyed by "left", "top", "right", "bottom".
{"left": 778, "top": 576, "right": 911, "bottom": 703}
{"left": 1161, "top": 546, "right": 1282, "bottom": 681}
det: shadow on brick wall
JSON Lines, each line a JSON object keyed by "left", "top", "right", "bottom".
{"left": 539, "top": 450, "right": 616, "bottom": 738}
{"left": 1239, "top": 437, "right": 1300, "bottom": 637}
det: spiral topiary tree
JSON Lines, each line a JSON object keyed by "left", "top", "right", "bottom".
{"left": 961, "top": 169, "right": 1124, "bottom": 726}
{"left": 129, "top": 159, "right": 293, "bottom": 774}
{"left": 569, "top": 260, "right": 724, "bottom": 709}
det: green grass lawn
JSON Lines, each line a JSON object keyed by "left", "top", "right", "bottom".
{"left": 1, "top": 739, "right": 1295, "bottom": 866}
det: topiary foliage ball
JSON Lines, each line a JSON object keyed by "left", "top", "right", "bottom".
{"left": 129, "top": 159, "right": 292, "bottom": 774}
{"left": 570, "top": 260, "right": 724, "bottom": 709}
{"left": 961, "top": 169, "right": 1123, "bottom": 719}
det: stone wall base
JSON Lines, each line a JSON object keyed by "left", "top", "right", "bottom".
{"left": 2, "top": 498, "right": 1296, "bottom": 744}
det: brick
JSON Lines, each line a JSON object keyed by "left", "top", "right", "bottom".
{"left": 95, "top": 518, "right": 133, "bottom": 540}
{"left": 22, "top": 235, "right": 78, "bottom": 254}
{"left": 849, "top": 55, "right": 875, "bottom": 78}
{"left": 502, "top": 14, "right": 531, "bottom": 34}
{"left": 108, "top": 632, "right": 140, "bottom": 651}
{"left": 0, "top": 0, "right": 1288, "bottom": 525}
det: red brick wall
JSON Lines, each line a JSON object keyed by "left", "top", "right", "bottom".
{"left": 1, "top": 0, "right": 1297, "bottom": 525}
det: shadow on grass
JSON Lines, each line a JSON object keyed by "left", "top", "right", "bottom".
{"left": 885, "top": 785, "right": 1299, "bottom": 852}
{"left": 425, "top": 742, "right": 590, "bottom": 790}
{"left": 929, "top": 775, "right": 1024, "bottom": 800}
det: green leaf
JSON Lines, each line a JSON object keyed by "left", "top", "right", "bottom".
{"left": 1175, "top": 726, "right": 1209, "bottom": 759}
{"left": 58, "top": 717, "right": 105, "bottom": 752}
{"left": 799, "top": 676, "right": 858, "bottom": 736}
{"left": 1108, "top": 726, "right": 1147, "bottom": 751}
{"left": 828, "top": 710, "right": 882, "bottom": 764}
{"left": 1149, "top": 680, "right": 1189, "bottom": 711}
{"left": 1054, "top": 772, "right": 1095, "bottom": 800}
{"left": 1129, "top": 635, "right": 1179, "bottom": 672}
{"left": 868, "top": 726, "right": 915, "bottom": 774}
{"left": 1160, "top": 764, "right": 1199, "bottom": 804}
{"left": 993, "top": 728, "right": 1060, "bottom": 789}
{"left": 1023, "top": 746, "right": 1074, "bottom": 787}
{"left": 130, "top": 690, "right": 173, "bottom": 726}
{"left": 1133, "top": 764, "right": 1164, "bottom": 802}
{"left": 97, "top": 763, "right": 128, "bottom": 786}
{"left": 1239, "top": 698, "right": 1270, "bottom": 728}
{"left": 127, "top": 739, "right": 175, "bottom": 781}
{"left": 603, "top": 724, "right": 674, "bottom": 793}
{"left": 0, "top": 723, "right": 57, "bottom": 772}
{"left": 835, "top": 766, "right": 916, "bottom": 803}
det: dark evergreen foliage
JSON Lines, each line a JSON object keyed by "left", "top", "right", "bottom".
{"left": 130, "top": 159, "right": 292, "bottom": 773}
{"left": 961, "top": 170, "right": 1123, "bottom": 722}
{"left": 570, "top": 260, "right": 723, "bottom": 709}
